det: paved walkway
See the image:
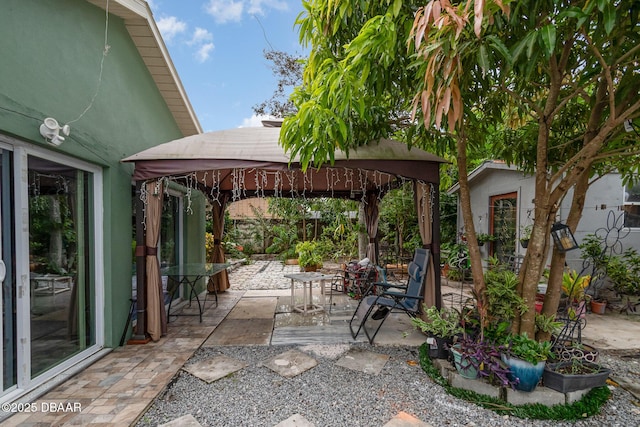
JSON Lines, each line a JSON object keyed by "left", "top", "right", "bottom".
{"left": 2, "top": 260, "right": 639, "bottom": 426}
{"left": 2, "top": 287, "right": 244, "bottom": 426}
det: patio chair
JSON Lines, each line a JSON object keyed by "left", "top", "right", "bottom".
{"left": 327, "top": 260, "right": 378, "bottom": 312}
{"left": 349, "top": 248, "right": 430, "bottom": 344}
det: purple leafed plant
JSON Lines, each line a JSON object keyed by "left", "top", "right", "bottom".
{"left": 454, "top": 336, "right": 519, "bottom": 389}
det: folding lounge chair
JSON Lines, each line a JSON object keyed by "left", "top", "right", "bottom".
{"left": 349, "top": 248, "right": 430, "bottom": 344}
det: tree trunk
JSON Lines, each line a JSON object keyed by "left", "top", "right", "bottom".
{"left": 538, "top": 167, "right": 590, "bottom": 341}
{"left": 456, "top": 130, "right": 487, "bottom": 324}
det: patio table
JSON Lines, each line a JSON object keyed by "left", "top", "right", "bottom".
{"left": 284, "top": 272, "right": 333, "bottom": 315}
{"left": 162, "top": 263, "right": 228, "bottom": 322}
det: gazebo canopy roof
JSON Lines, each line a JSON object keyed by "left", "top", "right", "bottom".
{"left": 122, "top": 126, "right": 446, "bottom": 200}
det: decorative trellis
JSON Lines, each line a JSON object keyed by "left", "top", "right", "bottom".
{"left": 553, "top": 210, "right": 629, "bottom": 346}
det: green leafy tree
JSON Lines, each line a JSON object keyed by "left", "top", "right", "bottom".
{"left": 379, "top": 183, "right": 418, "bottom": 259}
{"left": 316, "top": 198, "right": 360, "bottom": 261}
{"left": 282, "top": 0, "right": 640, "bottom": 339}
{"left": 407, "top": 0, "right": 640, "bottom": 337}
{"left": 253, "top": 50, "right": 304, "bottom": 118}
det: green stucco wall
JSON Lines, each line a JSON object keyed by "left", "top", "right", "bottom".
{"left": 0, "top": 0, "right": 205, "bottom": 347}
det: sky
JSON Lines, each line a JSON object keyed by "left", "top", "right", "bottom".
{"left": 147, "top": 0, "right": 306, "bottom": 132}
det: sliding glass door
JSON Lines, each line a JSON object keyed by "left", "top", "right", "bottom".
{"left": 0, "top": 148, "right": 16, "bottom": 392}
{"left": 0, "top": 137, "right": 102, "bottom": 401}
{"left": 28, "top": 156, "right": 96, "bottom": 377}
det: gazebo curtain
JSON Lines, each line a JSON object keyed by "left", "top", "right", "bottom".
{"left": 145, "top": 180, "right": 167, "bottom": 341}
{"left": 415, "top": 181, "right": 436, "bottom": 308}
{"left": 208, "top": 192, "right": 230, "bottom": 292}
{"left": 364, "top": 191, "right": 380, "bottom": 265}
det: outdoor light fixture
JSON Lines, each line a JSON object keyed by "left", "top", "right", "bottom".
{"left": 551, "top": 222, "right": 579, "bottom": 253}
{"left": 624, "top": 119, "right": 634, "bottom": 133}
{"left": 39, "top": 117, "right": 70, "bottom": 146}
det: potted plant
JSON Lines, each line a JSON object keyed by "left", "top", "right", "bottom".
{"left": 475, "top": 233, "right": 495, "bottom": 247}
{"left": 295, "top": 240, "right": 323, "bottom": 272}
{"left": 411, "top": 306, "right": 462, "bottom": 359}
{"left": 449, "top": 336, "right": 480, "bottom": 379}
{"left": 501, "top": 333, "right": 553, "bottom": 392}
{"left": 519, "top": 224, "right": 532, "bottom": 248}
{"left": 450, "top": 335, "right": 519, "bottom": 387}
{"left": 561, "top": 270, "right": 591, "bottom": 319}
{"left": 590, "top": 298, "right": 607, "bottom": 315}
{"left": 543, "top": 359, "right": 611, "bottom": 393}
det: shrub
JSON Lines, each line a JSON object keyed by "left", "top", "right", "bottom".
{"left": 412, "top": 306, "right": 462, "bottom": 339}
{"left": 607, "top": 249, "right": 640, "bottom": 296}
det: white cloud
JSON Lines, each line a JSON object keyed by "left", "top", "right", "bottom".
{"left": 156, "top": 16, "right": 187, "bottom": 42}
{"left": 186, "top": 28, "right": 215, "bottom": 62}
{"left": 240, "top": 114, "right": 277, "bottom": 128}
{"left": 195, "top": 43, "right": 215, "bottom": 62}
{"left": 189, "top": 27, "right": 214, "bottom": 45}
{"left": 205, "top": 0, "right": 244, "bottom": 24}
{"left": 247, "top": 0, "right": 288, "bottom": 16}
{"left": 205, "top": 0, "right": 288, "bottom": 23}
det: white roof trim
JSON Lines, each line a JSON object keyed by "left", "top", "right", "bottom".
{"left": 447, "top": 161, "right": 519, "bottom": 194}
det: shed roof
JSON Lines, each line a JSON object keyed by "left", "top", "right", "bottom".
{"left": 447, "top": 160, "right": 519, "bottom": 194}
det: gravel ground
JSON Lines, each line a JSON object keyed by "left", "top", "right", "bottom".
{"left": 135, "top": 344, "right": 640, "bottom": 427}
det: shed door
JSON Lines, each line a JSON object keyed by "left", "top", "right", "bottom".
{"left": 489, "top": 193, "right": 517, "bottom": 263}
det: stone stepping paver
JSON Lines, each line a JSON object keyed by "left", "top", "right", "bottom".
{"left": 298, "top": 343, "right": 351, "bottom": 360}
{"left": 182, "top": 355, "right": 247, "bottom": 383}
{"left": 273, "top": 413, "right": 315, "bottom": 427}
{"left": 335, "top": 347, "right": 390, "bottom": 374}
{"left": 159, "top": 414, "right": 202, "bottom": 426}
{"left": 383, "top": 411, "right": 433, "bottom": 427}
{"left": 203, "top": 318, "right": 274, "bottom": 346}
{"left": 227, "top": 297, "right": 279, "bottom": 319}
{"left": 264, "top": 349, "right": 318, "bottom": 378}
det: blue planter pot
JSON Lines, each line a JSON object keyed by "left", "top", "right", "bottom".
{"left": 502, "top": 354, "right": 545, "bottom": 392}
{"left": 451, "top": 346, "right": 479, "bottom": 379}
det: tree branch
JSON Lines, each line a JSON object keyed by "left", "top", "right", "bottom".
{"left": 582, "top": 29, "right": 616, "bottom": 121}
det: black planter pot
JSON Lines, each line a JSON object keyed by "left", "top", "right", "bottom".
{"left": 427, "top": 335, "right": 452, "bottom": 359}
{"left": 543, "top": 362, "right": 611, "bottom": 393}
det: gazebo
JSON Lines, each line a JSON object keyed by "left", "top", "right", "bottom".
{"left": 122, "top": 125, "right": 446, "bottom": 341}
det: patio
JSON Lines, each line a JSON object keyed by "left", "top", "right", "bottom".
{"left": 1, "top": 260, "right": 428, "bottom": 426}
{"left": 3, "top": 260, "right": 638, "bottom": 426}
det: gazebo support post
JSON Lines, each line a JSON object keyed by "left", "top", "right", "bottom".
{"left": 129, "top": 180, "right": 150, "bottom": 344}
{"left": 432, "top": 181, "right": 442, "bottom": 309}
